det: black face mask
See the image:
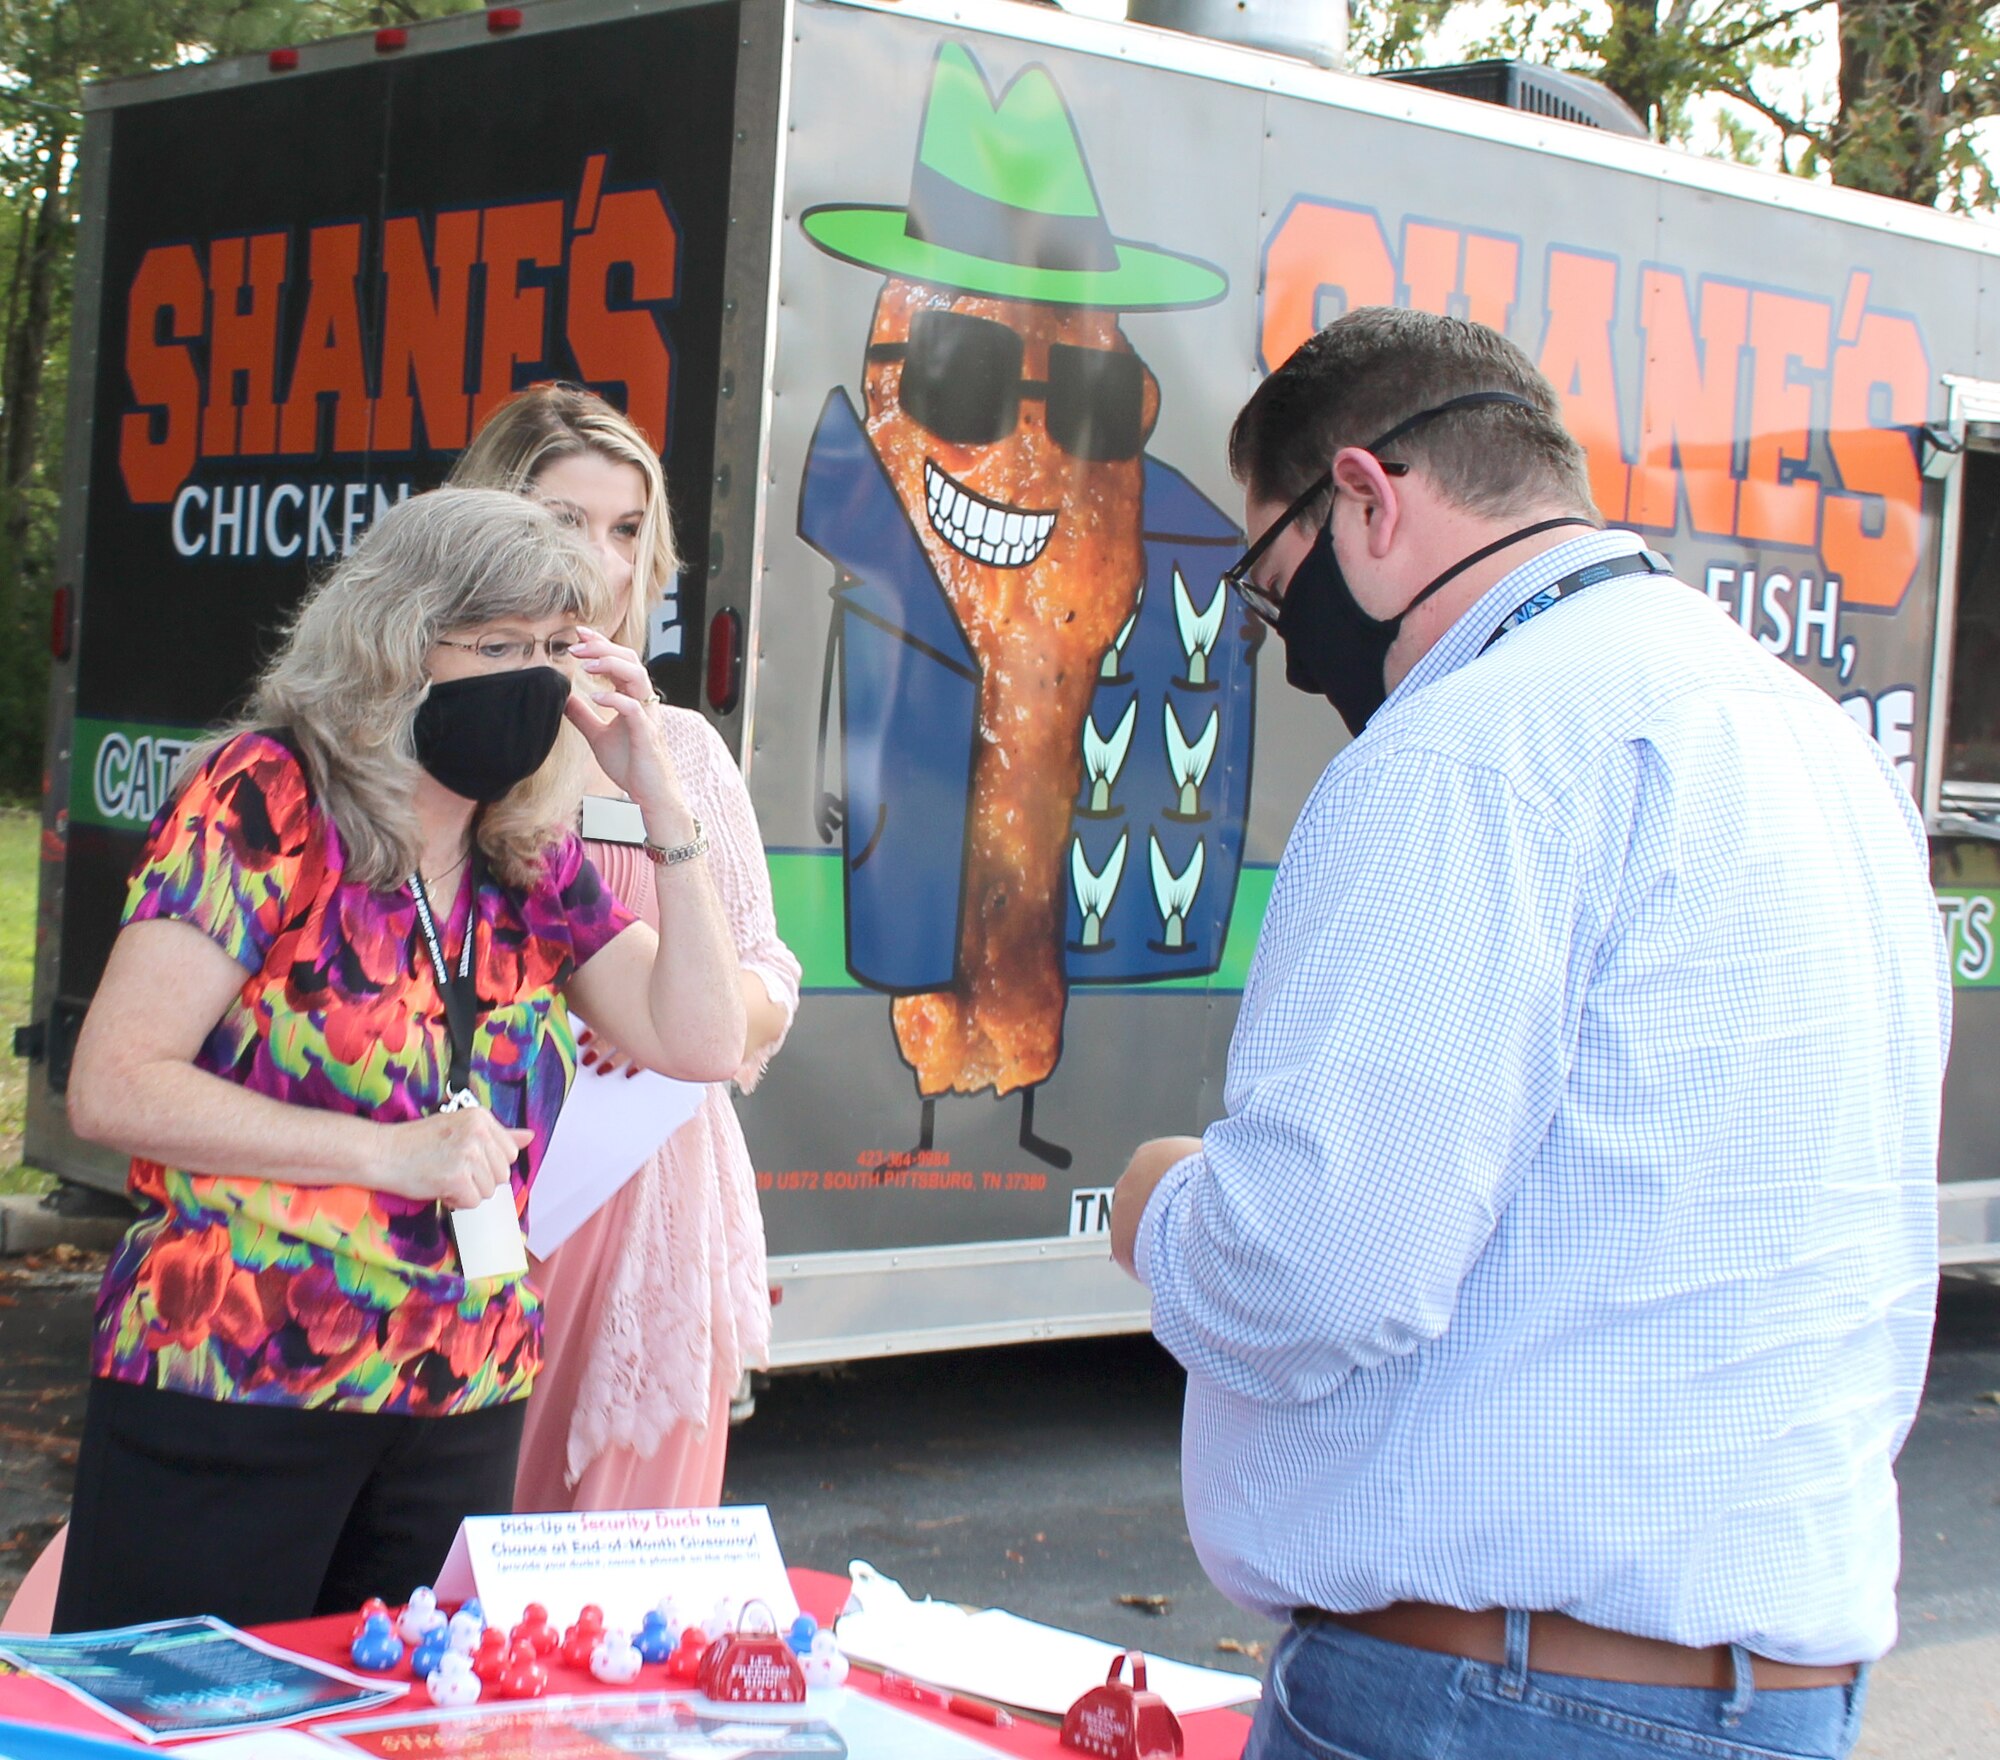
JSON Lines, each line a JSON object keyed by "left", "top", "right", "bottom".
{"left": 1277, "top": 512, "right": 1596, "bottom": 735}
{"left": 1266, "top": 392, "right": 1593, "bottom": 735}
{"left": 413, "top": 666, "right": 570, "bottom": 803}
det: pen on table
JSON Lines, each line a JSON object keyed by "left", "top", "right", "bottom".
{"left": 879, "top": 1670, "right": 1016, "bottom": 1728}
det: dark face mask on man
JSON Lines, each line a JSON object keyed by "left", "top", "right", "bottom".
{"left": 1228, "top": 391, "right": 1595, "bottom": 736}
{"left": 412, "top": 665, "right": 571, "bottom": 804}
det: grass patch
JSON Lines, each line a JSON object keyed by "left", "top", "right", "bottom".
{"left": 0, "top": 805, "right": 52, "bottom": 1194}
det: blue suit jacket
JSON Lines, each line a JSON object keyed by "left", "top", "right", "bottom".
{"left": 799, "top": 388, "right": 1255, "bottom": 992}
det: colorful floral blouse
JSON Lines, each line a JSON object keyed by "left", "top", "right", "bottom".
{"left": 90, "top": 732, "right": 636, "bottom": 1415}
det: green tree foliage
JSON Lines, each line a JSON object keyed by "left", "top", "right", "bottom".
{"left": 1347, "top": 1, "right": 1460, "bottom": 71}
{"left": 1389, "top": 2, "right": 1828, "bottom": 148}
{"left": 1354, "top": 2, "right": 2000, "bottom": 210}
{"left": 0, "top": 0, "right": 481, "bottom": 801}
{"left": 1830, "top": 1, "right": 2000, "bottom": 207}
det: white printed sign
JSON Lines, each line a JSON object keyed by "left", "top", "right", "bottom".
{"left": 434, "top": 1505, "right": 797, "bottom": 1635}
{"left": 1068, "top": 1187, "right": 1114, "bottom": 1237}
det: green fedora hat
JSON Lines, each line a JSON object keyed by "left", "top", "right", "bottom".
{"left": 802, "top": 43, "right": 1227, "bottom": 312}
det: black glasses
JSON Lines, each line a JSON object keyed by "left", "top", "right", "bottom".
{"left": 1222, "top": 462, "right": 1409, "bottom": 626}
{"left": 867, "top": 309, "right": 1147, "bottom": 461}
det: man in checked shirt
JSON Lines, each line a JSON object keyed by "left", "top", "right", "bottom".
{"left": 1110, "top": 308, "right": 1950, "bottom": 1760}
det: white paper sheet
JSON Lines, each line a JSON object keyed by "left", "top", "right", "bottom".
{"left": 832, "top": 1561, "right": 1261, "bottom": 1717}
{"left": 529, "top": 1014, "right": 703, "bottom": 1259}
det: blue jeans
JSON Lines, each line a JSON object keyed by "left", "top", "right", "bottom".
{"left": 1246, "top": 1613, "right": 1870, "bottom": 1760}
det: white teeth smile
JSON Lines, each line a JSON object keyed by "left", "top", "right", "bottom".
{"left": 924, "top": 461, "right": 1057, "bottom": 569}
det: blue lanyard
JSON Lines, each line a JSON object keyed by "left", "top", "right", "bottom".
{"left": 1480, "top": 547, "right": 1675, "bottom": 654}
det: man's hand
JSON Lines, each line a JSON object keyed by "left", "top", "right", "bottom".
{"left": 1111, "top": 1135, "right": 1202, "bottom": 1278}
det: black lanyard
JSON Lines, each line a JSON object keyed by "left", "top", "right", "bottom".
{"left": 1479, "top": 547, "right": 1674, "bottom": 654}
{"left": 409, "top": 850, "right": 482, "bottom": 1114}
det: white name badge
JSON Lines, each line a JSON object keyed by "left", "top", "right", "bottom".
{"left": 434, "top": 1506, "right": 798, "bottom": 1635}
{"left": 450, "top": 1185, "right": 529, "bottom": 1281}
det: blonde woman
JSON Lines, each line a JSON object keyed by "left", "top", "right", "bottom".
{"left": 453, "top": 386, "right": 799, "bottom": 1512}
{"left": 56, "top": 489, "right": 744, "bottom": 1628}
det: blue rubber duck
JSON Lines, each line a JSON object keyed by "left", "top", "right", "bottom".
{"left": 410, "top": 1625, "right": 451, "bottom": 1680}
{"left": 349, "top": 1612, "right": 404, "bottom": 1673}
{"left": 635, "top": 1609, "right": 676, "bottom": 1665}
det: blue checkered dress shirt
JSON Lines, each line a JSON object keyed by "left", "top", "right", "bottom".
{"left": 1135, "top": 529, "right": 1950, "bottom": 1664}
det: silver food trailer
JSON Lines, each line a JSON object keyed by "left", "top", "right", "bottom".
{"left": 19, "top": 0, "right": 2000, "bottom": 1368}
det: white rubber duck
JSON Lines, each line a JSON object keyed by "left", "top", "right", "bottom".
{"left": 700, "top": 1597, "right": 740, "bottom": 1642}
{"left": 654, "top": 1593, "right": 683, "bottom": 1632}
{"left": 447, "top": 1610, "right": 483, "bottom": 1655}
{"left": 426, "top": 1650, "right": 482, "bottom": 1707}
{"left": 589, "top": 1626, "right": 645, "bottom": 1686}
{"left": 801, "top": 1630, "right": 850, "bottom": 1689}
{"left": 398, "top": 1586, "right": 446, "bottom": 1645}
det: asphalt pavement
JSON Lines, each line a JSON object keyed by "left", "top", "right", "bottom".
{"left": 1, "top": 1258, "right": 1995, "bottom": 1753}
{"left": 0, "top": 1252, "right": 95, "bottom": 1605}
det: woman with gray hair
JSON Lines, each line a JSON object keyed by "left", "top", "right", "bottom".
{"left": 53, "top": 486, "right": 744, "bottom": 1630}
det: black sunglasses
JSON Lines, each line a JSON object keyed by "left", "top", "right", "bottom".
{"left": 1223, "top": 461, "right": 1410, "bottom": 627}
{"left": 867, "top": 309, "right": 1147, "bottom": 462}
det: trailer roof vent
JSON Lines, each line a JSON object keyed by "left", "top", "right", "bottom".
{"left": 1377, "top": 59, "right": 1648, "bottom": 137}
{"left": 1127, "top": 0, "right": 1345, "bottom": 72}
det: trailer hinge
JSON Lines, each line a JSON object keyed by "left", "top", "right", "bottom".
{"left": 1920, "top": 422, "right": 1965, "bottom": 483}
{"left": 12, "top": 1021, "right": 46, "bottom": 1063}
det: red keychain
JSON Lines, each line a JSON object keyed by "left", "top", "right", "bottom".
{"left": 699, "top": 1600, "right": 808, "bottom": 1704}
{"left": 1060, "top": 1652, "right": 1185, "bottom": 1760}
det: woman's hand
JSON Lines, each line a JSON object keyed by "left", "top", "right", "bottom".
{"left": 576, "top": 1023, "right": 640, "bottom": 1079}
{"left": 563, "top": 628, "right": 691, "bottom": 832}
{"left": 374, "top": 1110, "right": 534, "bottom": 1210}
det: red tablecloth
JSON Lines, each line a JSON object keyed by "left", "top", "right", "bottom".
{"left": 0, "top": 1568, "right": 1255, "bottom": 1758}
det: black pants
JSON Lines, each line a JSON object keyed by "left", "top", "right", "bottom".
{"left": 54, "top": 1378, "right": 526, "bottom": 1632}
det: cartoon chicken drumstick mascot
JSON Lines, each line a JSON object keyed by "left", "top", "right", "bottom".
{"left": 800, "top": 43, "right": 1255, "bottom": 1169}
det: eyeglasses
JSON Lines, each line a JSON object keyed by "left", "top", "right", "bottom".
{"left": 867, "top": 309, "right": 1147, "bottom": 461}
{"left": 434, "top": 631, "right": 580, "bottom": 667}
{"left": 1222, "top": 461, "right": 1409, "bottom": 627}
